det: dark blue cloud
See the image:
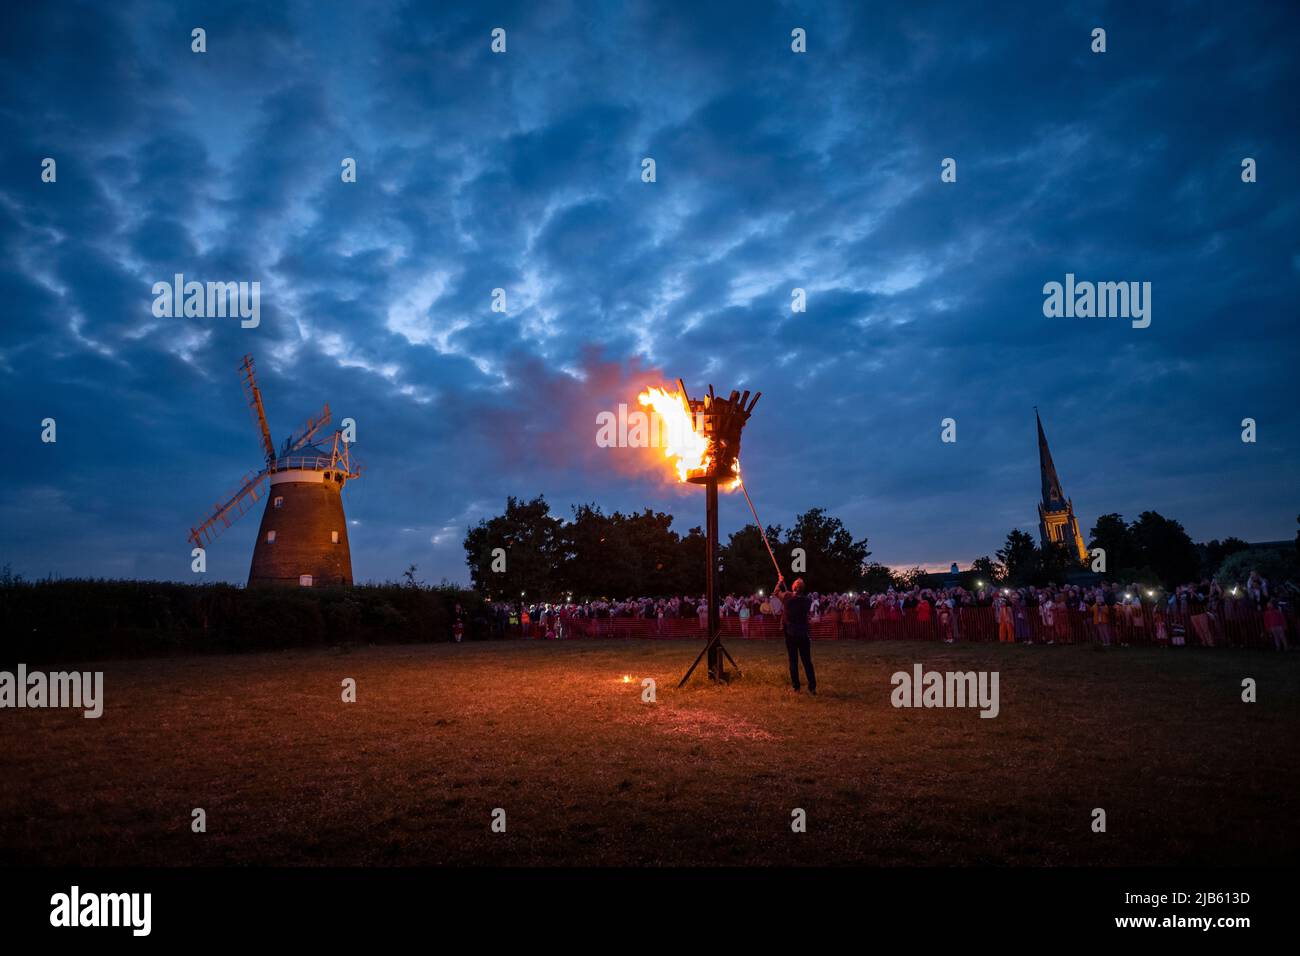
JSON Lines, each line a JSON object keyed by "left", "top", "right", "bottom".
{"left": 0, "top": 0, "right": 1297, "bottom": 586}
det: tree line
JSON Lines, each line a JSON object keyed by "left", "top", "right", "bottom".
{"left": 978, "top": 512, "right": 1299, "bottom": 590}
{"left": 464, "top": 497, "right": 1300, "bottom": 600}
{"left": 462, "top": 496, "right": 874, "bottom": 600}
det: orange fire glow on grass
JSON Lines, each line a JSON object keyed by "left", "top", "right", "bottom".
{"left": 636, "top": 385, "right": 741, "bottom": 489}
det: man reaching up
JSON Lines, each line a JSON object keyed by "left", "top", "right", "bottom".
{"left": 775, "top": 575, "right": 816, "bottom": 694}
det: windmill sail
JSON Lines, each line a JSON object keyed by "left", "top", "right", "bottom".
{"left": 280, "top": 404, "right": 331, "bottom": 458}
{"left": 188, "top": 470, "right": 269, "bottom": 548}
{"left": 239, "top": 354, "right": 276, "bottom": 466}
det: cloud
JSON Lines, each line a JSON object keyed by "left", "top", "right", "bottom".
{"left": 0, "top": 0, "right": 1297, "bottom": 585}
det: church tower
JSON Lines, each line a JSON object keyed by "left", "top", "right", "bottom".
{"left": 1036, "top": 409, "right": 1088, "bottom": 564}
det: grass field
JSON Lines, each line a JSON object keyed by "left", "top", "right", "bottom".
{"left": 2, "top": 639, "right": 1296, "bottom": 866}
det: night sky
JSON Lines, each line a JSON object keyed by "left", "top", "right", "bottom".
{"left": 1, "top": 1, "right": 1296, "bottom": 586}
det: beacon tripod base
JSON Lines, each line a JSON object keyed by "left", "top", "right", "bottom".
{"left": 677, "top": 630, "right": 742, "bottom": 687}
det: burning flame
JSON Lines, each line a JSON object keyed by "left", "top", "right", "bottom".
{"left": 636, "top": 384, "right": 742, "bottom": 490}
{"left": 637, "top": 386, "right": 709, "bottom": 482}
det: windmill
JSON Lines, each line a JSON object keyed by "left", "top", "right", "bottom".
{"left": 189, "top": 354, "right": 360, "bottom": 587}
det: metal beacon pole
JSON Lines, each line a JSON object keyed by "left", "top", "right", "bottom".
{"left": 675, "top": 383, "right": 762, "bottom": 687}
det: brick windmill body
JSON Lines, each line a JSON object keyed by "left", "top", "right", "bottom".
{"left": 189, "top": 355, "right": 360, "bottom": 587}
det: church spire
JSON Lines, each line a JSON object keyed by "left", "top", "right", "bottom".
{"left": 1035, "top": 408, "right": 1088, "bottom": 565}
{"left": 1036, "top": 408, "right": 1065, "bottom": 506}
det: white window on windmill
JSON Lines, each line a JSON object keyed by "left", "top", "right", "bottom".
{"left": 331, "top": 530, "right": 340, "bottom": 544}
{"left": 273, "top": 496, "right": 284, "bottom": 509}
{"left": 266, "top": 530, "right": 276, "bottom": 543}
{"left": 299, "top": 574, "right": 313, "bottom": 587}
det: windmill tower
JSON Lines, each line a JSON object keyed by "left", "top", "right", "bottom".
{"left": 189, "top": 355, "right": 361, "bottom": 587}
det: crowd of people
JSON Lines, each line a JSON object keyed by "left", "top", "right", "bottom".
{"left": 480, "top": 568, "right": 1291, "bottom": 650}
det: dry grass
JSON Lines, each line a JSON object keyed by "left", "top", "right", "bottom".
{"left": 2, "top": 639, "right": 1296, "bottom": 866}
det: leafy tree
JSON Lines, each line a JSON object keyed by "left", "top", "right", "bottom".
{"left": 1199, "top": 536, "right": 1250, "bottom": 579}
{"left": 996, "top": 529, "right": 1040, "bottom": 585}
{"left": 720, "top": 523, "right": 784, "bottom": 596}
{"left": 466, "top": 498, "right": 871, "bottom": 600}
{"left": 1038, "top": 542, "right": 1076, "bottom": 585}
{"left": 969, "top": 555, "right": 1005, "bottom": 585}
{"left": 675, "top": 526, "right": 707, "bottom": 596}
{"left": 555, "top": 505, "right": 694, "bottom": 599}
{"left": 1215, "top": 548, "right": 1299, "bottom": 590}
{"left": 556, "top": 503, "right": 611, "bottom": 599}
{"left": 620, "top": 508, "right": 686, "bottom": 597}
{"left": 1128, "top": 511, "right": 1200, "bottom": 588}
{"left": 463, "top": 496, "right": 564, "bottom": 601}
{"left": 1085, "top": 510, "right": 1202, "bottom": 587}
{"left": 894, "top": 566, "right": 927, "bottom": 590}
{"left": 860, "top": 562, "right": 897, "bottom": 593}
{"left": 1088, "top": 513, "right": 1139, "bottom": 575}
{"left": 782, "top": 507, "right": 871, "bottom": 593}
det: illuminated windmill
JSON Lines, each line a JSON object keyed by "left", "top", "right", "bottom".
{"left": 188, "top": 354, "right": 360, "bottom": 587}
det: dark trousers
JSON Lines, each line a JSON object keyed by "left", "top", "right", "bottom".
{"left": 785, "top": 632, "right": 816, "bottom": 690}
